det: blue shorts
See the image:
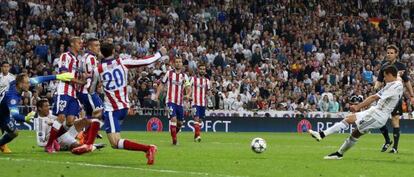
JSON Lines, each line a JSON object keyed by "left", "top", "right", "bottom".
{"left": 77, "top": 93, "right": 103, "bottom": 117}
{"left": 0, "top": 114, "right": 16, "bottom": 133}
{"left": 103, "top": 108, "right": 128, "bottom": 133}
{"left": 167, "top": 103, "right": 184, "bottom": 121}
{"left": 52, "top": 95, "right": 81, "bottom": 117}
{"left": 192, "top": 106, "right": 206, "bottom": 119}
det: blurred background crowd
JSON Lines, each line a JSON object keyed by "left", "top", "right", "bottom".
{"left": 1, "top": 0, "right": 414, "bottom": 115}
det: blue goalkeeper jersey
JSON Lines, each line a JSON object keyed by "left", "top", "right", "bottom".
{"left": 0, "top": 75, "right": 57, "bottom": 122}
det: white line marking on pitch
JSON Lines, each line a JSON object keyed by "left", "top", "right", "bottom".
{"left": 0, "top": 157, "right": 247, "bottom": 177}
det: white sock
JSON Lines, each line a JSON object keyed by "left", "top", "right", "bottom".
{"left": 323, "top": 120, "right": 349, "bottom": 137}
{"left": 338, "top": 136, "right": 358, "bottom": 155}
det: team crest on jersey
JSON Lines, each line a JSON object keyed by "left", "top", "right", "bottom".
{"left": 10, "top": 99, "right": 17, "bottom": 105}
{"left": 146, "top": 117, "right": 163, "bottom": 132}
{"left": 59, "top": 101, "right": 67, "bottom": 111}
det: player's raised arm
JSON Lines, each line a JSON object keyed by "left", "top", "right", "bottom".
{"left": 122, "top": 47, "right": 167, "bottom": 68}
{"left": 29, "top": 73, "right": 74, "bottom": 86}
{"left": 350, "top": 95, "right": 380, "bottom": 112}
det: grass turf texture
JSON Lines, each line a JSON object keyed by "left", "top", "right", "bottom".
{"left": 1, "top": 131, "right": 413, "bottom": 177}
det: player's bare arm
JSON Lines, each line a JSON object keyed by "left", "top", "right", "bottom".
{"left": 350, "top": 95, "right": 380, "bottom": 112}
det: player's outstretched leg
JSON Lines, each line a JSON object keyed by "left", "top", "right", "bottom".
{"left": 71, "top": 119, "right": 101, "bottom": 155}
{"left": 0, "top": 131, "right": 18, "bottom": 152}
{"left": 324, "top": 129, "right": 362, "bottom": 160}
{"left": 108, "top": 133, "right": 157, "bottom": 165}
{"left": 308, "top": 119, "right": 350, "bottom": 142}
{"left": 379, "top": 125, "right": 392, "bottom": 152}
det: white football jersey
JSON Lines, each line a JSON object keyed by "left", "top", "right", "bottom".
{"left": 373, "top": 80, "right": 403, "bottom": 117}
{"left": 33, "top": 112, "right": 56, "bottom": 147}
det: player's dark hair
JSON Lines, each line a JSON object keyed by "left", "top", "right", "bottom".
{"left": 386, "top": 45, "right": 399, "bottom": 54}
{"left": 383, "top": 65, "right": 398, "bottom": 77}
{"left": 15, "top": 73, "right": 28, "bottom": 84}
{"left": 1, "top": 61, "right": 9, "bottom": 66}
{"left": 199, "top": 63, "right": 206, "bottom": 68}
{"left": 87, "top": 38, "right": 99, "bottom": 46}
{"left": 100, "top": 43, "right": 114, "bottom": 58}
{"left": 36, "top": 99, "right": 49, "bottom": 109}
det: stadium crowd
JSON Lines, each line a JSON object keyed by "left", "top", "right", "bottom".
{"left": 1, "top": 0, "right": 414, "bottom": 114}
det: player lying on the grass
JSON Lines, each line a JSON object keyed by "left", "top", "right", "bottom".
{"left": 0, "top": 73, "right": 74, "bottom": 149}
{"left": 33, "top": 99, "right": 105, "bottom": 151}
{"left": 308, "top": 65, "right": 403, "bottom": 159}
{"left": 71, "top": 43, "right": 167, "bottom": 165}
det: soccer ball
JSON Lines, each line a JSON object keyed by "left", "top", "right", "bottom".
{"left": 251, "top": 137, "right": 267, "bottom": 153}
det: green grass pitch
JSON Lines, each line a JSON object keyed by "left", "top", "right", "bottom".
{"left": 1, "top": 131, "right": 413, "bottom": 177}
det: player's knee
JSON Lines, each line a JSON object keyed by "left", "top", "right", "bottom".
{"left": 177, "top": 121, "right": 183, "bottom": 127}
{"left": 57, "top": 115, "right": 65, "bottom": 122}
{"left": 194, "top": 117, "right": 200, "bottom": 122}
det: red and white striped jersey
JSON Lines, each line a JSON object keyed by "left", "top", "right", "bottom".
{"left": 56, "top": 51, "right": 79, "bottom": 97}
{"left": 162, "top": 70, "right": 189, "bottom": 106}
{"left": 93, "top": 52, "right": 161, "bottom": 111}
{"left": 190, "top": 76, "right": 210, "bottom": 107}
{"left": 79, "top": 52, "right": 98, "bottom": 94}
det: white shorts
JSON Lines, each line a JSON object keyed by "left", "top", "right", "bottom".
{"left": 355, "top": 108, "right": 388, "bottom": 134}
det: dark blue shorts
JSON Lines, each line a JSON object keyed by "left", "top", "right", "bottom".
{"left": 103, "top": 108, "right": 128, "bottom": 133}
{"left": 77, "top": 93, "right": 103, "bottom": 117}
{"left": 192, "top": 106, "right": 206, "bottom": 119}
{"left": 167, "top": 103, "right": 184, "bottom": 121}
{"left": 52, "top": 95, "right": 80, "bottom": 117}
{"left": 0, "top": 115, "right": 16, "bottom": 133}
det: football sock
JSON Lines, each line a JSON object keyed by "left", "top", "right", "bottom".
{"left": 85, "top": 120, "right": 101, "bottom": 145}
{"left": 323, "top": 120, "right": 348, "bottom": 137}
{"left": 46, "top": 121, "right": 62, "bottom": 147}
{"left": 117, "top": 139, "right": 150, "bottom": 151}
{"left": 338, "top": 136, "right": 358, "bottom": 155}
{"left": 170, "top": 122, "right": 177, "bottom": 143}
{"left": 392, "top": 127, "right": 400, "bottom": 150}
{"left": 194, "top": 122, "right": 201, "bottom": 138}
{"left": 379, "top": 125, "right": 391, "bottom": 143}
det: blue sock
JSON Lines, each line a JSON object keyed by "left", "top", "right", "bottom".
{"left": 0, "top": 133, "right": 16, "bottom": 146}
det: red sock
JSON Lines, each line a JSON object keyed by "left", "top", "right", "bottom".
{"left": 85, "top": 121, "right": 100, "bottom": 145}
{"left": 194, "top": 123, "right": 200, "bottom": 138}
{"left": 57, "top": 126, "right": 66, "bottom": 137}
{"left": 170, "top": 125, "right": 177, "bottom": 142}
{"left": 119, "top": 139, "right": 150, "bottom": 152}
{"left": 83, "top": 126, "right": 90, "bottom": 143}
{"left": 46, "top": 128, "right": 59, "bottom": 147}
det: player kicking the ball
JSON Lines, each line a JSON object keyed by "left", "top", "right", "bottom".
{"left": 308, "top": 65, "right": 403, "bottom": 159}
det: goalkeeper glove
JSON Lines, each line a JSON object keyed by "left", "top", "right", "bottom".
{"left": 56, "top": 72, "right": 74, "bottom": 81}
{"left": 25, "top": 111, "right": 36, "bottom": 123}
